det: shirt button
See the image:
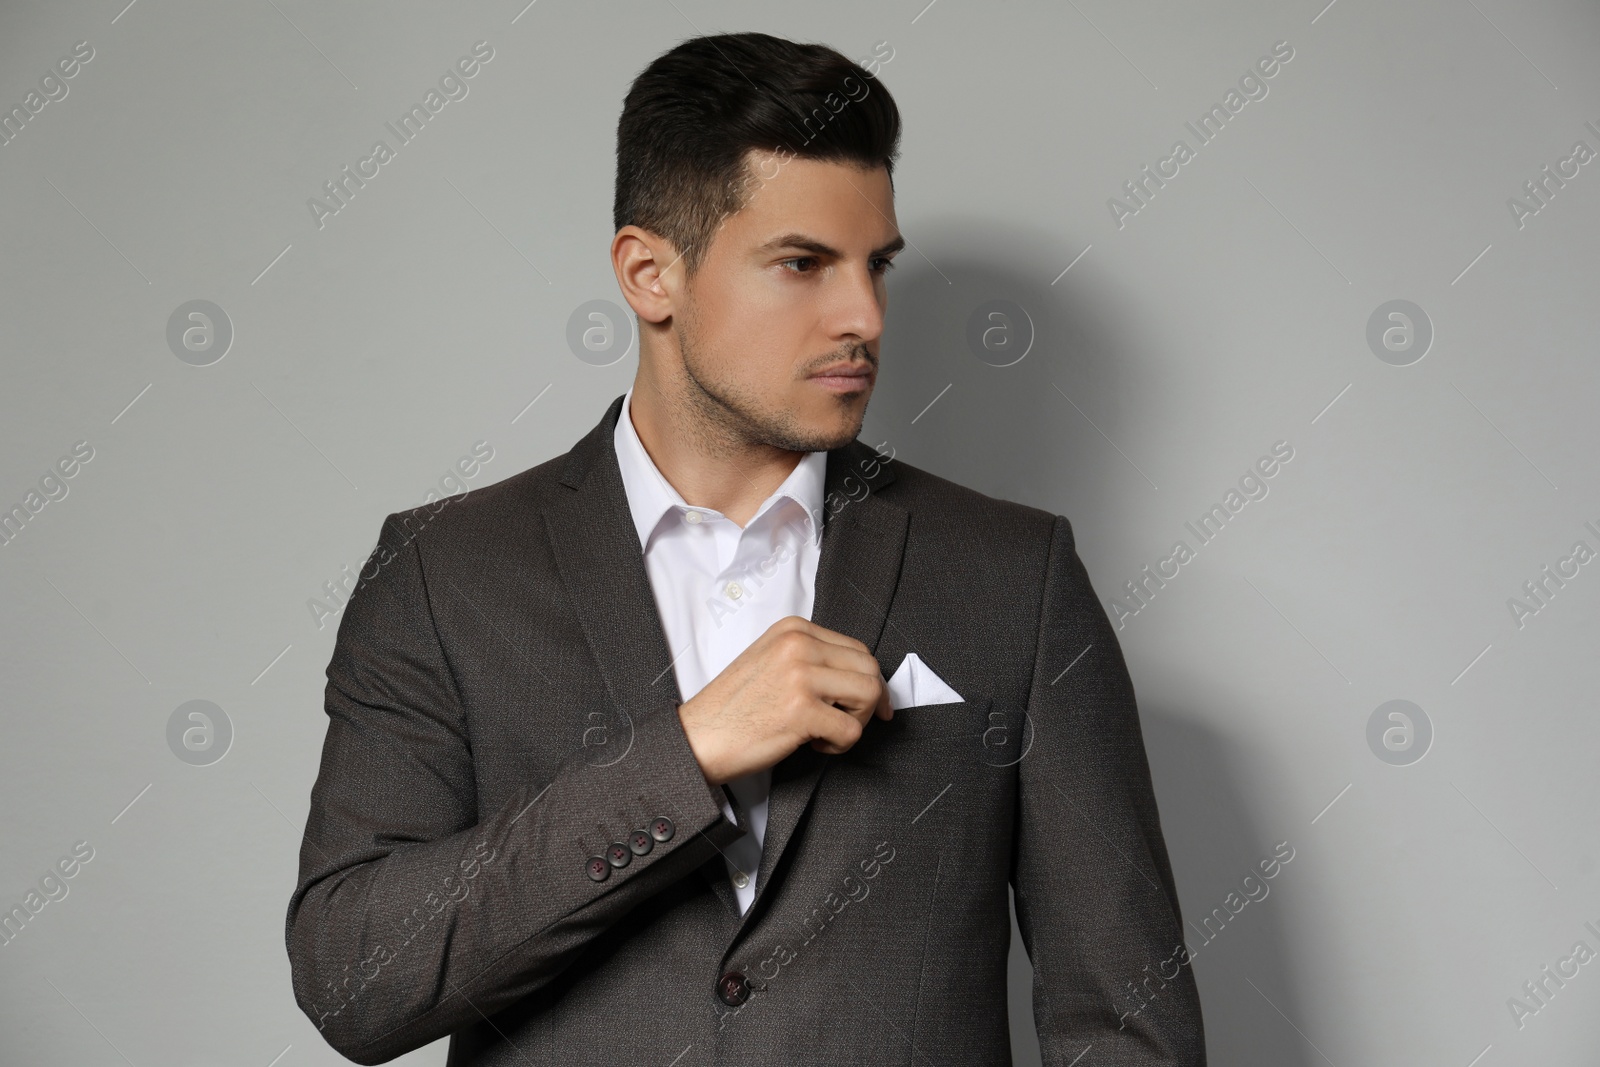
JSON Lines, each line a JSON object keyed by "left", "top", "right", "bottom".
{"left": 685, "top": 510, "right": 702, "bottom": 524}
{"left": 733, "top": 871, "right": 749, "bottom": 889}
{"left": 724, "top": 581, "right": 743, "bottom": 600}
{"left": 717, "top": 970, "right": 751, "bottom": 1007}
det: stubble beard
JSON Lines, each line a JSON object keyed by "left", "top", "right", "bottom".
{"left": 673, "top": 303, "right": 866, "bottom": 456}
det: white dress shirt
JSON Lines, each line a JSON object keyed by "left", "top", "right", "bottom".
{"left": 613, "top": 385, "right": 827, "bottom": 915}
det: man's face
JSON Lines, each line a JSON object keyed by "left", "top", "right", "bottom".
{"left": 672, "top": 151, "right": 902, "bottom": 453}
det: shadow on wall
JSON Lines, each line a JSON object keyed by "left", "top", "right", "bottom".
{"left": 1139, "top": 706, "right": 1311, "bottom": 1067}
{"left": 873, "top": 219, "right": 1307, "bottom": 1065}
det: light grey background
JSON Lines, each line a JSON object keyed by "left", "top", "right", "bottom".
{"left": 2, "top": 1, "right": 1597, "bottom": 1063}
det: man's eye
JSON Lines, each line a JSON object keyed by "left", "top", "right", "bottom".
{"left": 779, "top": 256, "right": 895, "bottom": 275}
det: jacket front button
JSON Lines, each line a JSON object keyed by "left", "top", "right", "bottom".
{"left": 650, "top": 816, "right": 676, "bottom": 843}
{"left": 717, "top": 970, "right": 750, "bottom": 1007}
{"left": 585, "top": 855, "right": 611, "bottom": 882}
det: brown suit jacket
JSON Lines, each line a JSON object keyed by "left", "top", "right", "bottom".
{"left": 285, "top": 393, "right": 1205, "bottom": 1064}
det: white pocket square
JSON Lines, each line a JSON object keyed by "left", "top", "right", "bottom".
{"left": 886, "top": 653, "right": 964, "bottom": 710}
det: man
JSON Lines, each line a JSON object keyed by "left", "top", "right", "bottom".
{"left": 286, "top": 31, "right": 1205, "bottom": 1066}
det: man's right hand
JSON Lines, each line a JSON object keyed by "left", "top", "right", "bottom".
{"left": 676, "top": 615, "right": 893, "bottom": 786}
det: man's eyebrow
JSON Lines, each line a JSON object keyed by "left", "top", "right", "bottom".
{"left": 756, "top": 232, "right": 906, "bottom": 258}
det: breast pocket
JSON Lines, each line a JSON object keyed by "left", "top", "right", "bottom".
{"left": 818, "top": 695, "right": 1022, "bottom": 856}
{"left": 840, "top": 695, "right": 1027, "bottom": 771}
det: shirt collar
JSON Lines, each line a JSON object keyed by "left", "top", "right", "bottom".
{"left": 613, "top": 385, "right": 827, "bottom": 554}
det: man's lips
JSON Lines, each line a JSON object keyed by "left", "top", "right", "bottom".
{"left": 809, "top": 364, "right": 875, "bottom": 392}
{"left": 809, "top": 363, "right": 874, "bottom": 380}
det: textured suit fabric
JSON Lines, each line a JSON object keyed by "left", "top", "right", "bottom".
{"left": 285, "top": 394, "right": 1207, "bottom": 1065}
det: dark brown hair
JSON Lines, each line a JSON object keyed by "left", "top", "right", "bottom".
{"left": 614, "top": 32, "right": 901, "bottom": 279}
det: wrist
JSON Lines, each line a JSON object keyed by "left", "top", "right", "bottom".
{"left": 676, "top": 702, "right": 728, "bottom": 787}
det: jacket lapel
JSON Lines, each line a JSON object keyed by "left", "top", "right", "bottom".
{"left": 541, "top": 394, "right": 910, "bottom": 925}
{"left": 541, "top": 394, "right": 686, "bottom": 734}
{"left": 739, "top": 435, "right": 907, "bottom": 930}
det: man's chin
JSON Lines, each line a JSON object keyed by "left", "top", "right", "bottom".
{"left": 768, "top": 401, "right": 867, "bottom": 453}
{"left": 816, "top": 423, "right": 868, "bottom": 452}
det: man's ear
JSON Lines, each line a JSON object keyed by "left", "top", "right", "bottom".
{"left": 612, "top": 226, "right": 679, "bottom": 325}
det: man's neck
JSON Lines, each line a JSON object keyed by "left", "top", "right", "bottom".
{"left": 627, "top": 379, "right": 804, "bottom": 529}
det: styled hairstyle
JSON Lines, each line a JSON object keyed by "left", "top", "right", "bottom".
{"left": 614, "top": 32, "right": 901, "bottom": 280}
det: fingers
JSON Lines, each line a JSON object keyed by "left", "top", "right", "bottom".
{"left": 781, "top": 626, "right": 880, "bottom": 680}
{"left": 807, "top": 703, "right": 867, "bottom": 755}
{"left": 874, "top": 683, "right": 894, "bottom": 721}
{"left": 812, "top": 634, "right": 893, "bottom": 723}
{"left": 766, "top": 617, "right": 893, "bottom": 743}
{"left": 771, "top": 616, "right": 871, "bottom": 658}
{"left": 803, "top": 624, "right": 870, "bottom": 654}
{"left": 803, "top": 667, "right": 894, "bottom": 756}
{"left": 805, "top": 665, "right": 883, "bottom": 721}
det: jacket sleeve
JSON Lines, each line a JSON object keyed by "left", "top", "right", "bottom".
{"left": 284, "top": 512, "right": 747, "bottom": 1064}
{"left": 1010, "top": 514, "right": 1207, "bottom": 1064}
